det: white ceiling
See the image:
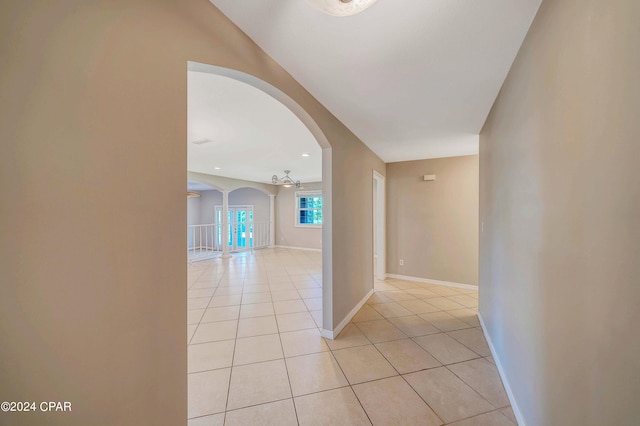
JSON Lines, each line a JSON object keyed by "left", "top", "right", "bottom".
{"left": 209, "top": 0, "right": 542, "bottom": 162}
{"left": 188, "top": 71, "right": 322, "bottom": 184}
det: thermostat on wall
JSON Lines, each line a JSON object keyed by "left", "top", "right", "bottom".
{"left": 423, "top": 174, "right": 436, "bottom": 181}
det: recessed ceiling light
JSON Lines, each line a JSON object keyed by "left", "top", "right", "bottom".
{"left": 192, "top": 138, "right": 213, "bottom": 145}
{"left": 302, "top": 153, "right": 310, "bottom": 157}
{"left": 214, "top": 167, "right": 221, "bottom": 170}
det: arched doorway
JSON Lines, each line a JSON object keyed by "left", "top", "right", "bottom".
{"left": 185, "top": 65, "right": 332, "bottom": 422}
{"left": 186, "top": 62, "right": 333, "bottom": 334}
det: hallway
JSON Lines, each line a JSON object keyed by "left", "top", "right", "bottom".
{"left": 187, "top": 248, "right": 514, "bottom": 425}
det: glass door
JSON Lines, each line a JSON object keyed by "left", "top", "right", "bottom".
{"left": 215, "top": 209, "right": 233, "bottom": 250}
{"left": 236, "top": 209, "right": 247, "bottom": 249}
{"left": 215, "top": 205, "right": 254, "bottom": 251}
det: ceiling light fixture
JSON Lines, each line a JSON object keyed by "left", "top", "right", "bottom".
{"left": 272, "top": 170, "right": 301, "bottom": 188}
{"left": 305, "top": 0, "right": 378, "bottom": 16}
{"left": 301, "top": 153, "right": 310, "bottom": 157}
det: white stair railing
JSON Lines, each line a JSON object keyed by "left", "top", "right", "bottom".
{"left": 188, "top": 220, "right": 272, "bottom": 261}
{"left": 251, "top": 221, "right": 271, "bottom": 250}
{"left": 187, "top": 223, "right": 219, "bottom": 260}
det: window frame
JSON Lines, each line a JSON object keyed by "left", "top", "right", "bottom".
{"left": 294, "top": 190, "right": 323, "bottom": 228}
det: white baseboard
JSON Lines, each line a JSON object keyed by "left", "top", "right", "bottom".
{"left": 188, "top": 246, "right": 218, "bottom": 252}
{"left": 320, "top": 329, "right": 334, "bottom": 339}
{"left": 477, "top": 312, "right": 525, "bottom": 426}
{"left": 386, "top": 273, "right": 478, "bottom": 290}
{"left": 188, "top": 256, "right": 219, "bottom": 264}
{"left": 321, "top": 288, "right": 374, "bottom": 340}
{"left": 274, "top": 245, "right": 322, "bottom": 253}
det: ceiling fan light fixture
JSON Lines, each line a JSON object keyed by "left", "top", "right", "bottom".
{"left": 305, "top": 0, "right": 378, "bottom": 17}
{"left": 272, "top": 170, "right": 301, "bottom": 189}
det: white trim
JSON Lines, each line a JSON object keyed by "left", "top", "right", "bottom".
{"left": 269, "top": 194, "right": 275, "bottom": 247}
{"left": 373, "top": 170, "right": 386, "bottom": 281}
{"left": 188, "top": 255, "right": 220, "bottom": 263}
{"left": 188, "top": 246, "right": 218, "bottom": 251}
{"left": 386, "top": 274, "right": 478, "bottom": 290}
{"left": 321, "top": 288, "right": 374, "bottom": 340}
{"left": 478, "top": 312, "right": 525, "bottom": 426}
{"left": 221, "top": 190, "right": 231, "bottom": 259}
{"left": 320, "top": 329, "right": 334, "bottom": 339}
{"left": 295, "top": 190, "right": 323, "bottom": 228}
{"left": 274, "top": 245, "right": 322, "bottom": 253}
{"left": 215, "top": 204, "right": 254, "bottom": 248}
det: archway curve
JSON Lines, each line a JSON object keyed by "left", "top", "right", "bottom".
{"left": 228, "top": 186, "right": 271, "bottom": 196}
{"left": 186, "top": 62, "right": 335, "bottom": 335}
{"left": 188, "top": 171, "right": 276, "bottom": 196}
{"left": 188, "top": 62, "right": 331, "bottom": 150}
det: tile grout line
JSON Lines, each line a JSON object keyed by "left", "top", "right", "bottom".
{"left": 221, "top": 265, "right": 244, "bottom": 421}
{"left": 347, "top": 284, "right": 486, "bottom": 425}
{"left": 351, "top": 305, "right": 446, "bottom": 426}
{"left": 392, "top": 286, "right": 500, "bottom": 424}
{"left": 188, "top": 250, "right": 510, "bottom": 425}
{"left": 271, "top": 271, "right": 300, "bottom": 426}
{"left": 324, "top": 345, "right": 374, "bottom": 425}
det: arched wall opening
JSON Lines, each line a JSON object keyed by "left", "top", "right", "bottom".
{"left": 186, "top": 62, "right": 334, "bottom": 334}
{"left": 0, "top": 3, "right": 387, "bottom": 424}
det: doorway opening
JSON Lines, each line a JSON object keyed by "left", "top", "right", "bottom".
{"left": 215, "top": 204, "right": 264, "bottom": 251}
{"left": 373, "top": 170, "right": 386, "bottom": 281}
{"left": 185, "top": 62, "right": 333, "bottom": 422}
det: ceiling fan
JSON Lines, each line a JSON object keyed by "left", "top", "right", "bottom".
{"left": 272, "top": 170, "right": 301, "bottom": 188}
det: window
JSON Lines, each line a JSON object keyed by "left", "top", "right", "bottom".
{"left": 296, "top": 191, "right": 322, "bottom": 227}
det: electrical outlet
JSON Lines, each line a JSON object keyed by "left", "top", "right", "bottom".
{"left": 399, "top": 259, "right": 404, "bottom": 266}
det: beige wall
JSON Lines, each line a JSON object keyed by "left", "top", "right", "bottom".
{"left": 230, "top": 188, "right": 270, "bottom": 223}
{"left": 330, "top": 146, "right": 386, "bottom": 327}
{"left": 198, "top": 190, "right": 222, "bottom": 223}
{"left": 0, "top": 1, "right": 384, "bottom": 424}
{"left": 187, "top": 197, "right": 201, "bottom": 225}
{"left": 275, "top": 182, "right": 323, "bottom": 250}
{"left": 479, "top": 0, "right": 640, "bottom": 424}
{"left": 197, "top": 188, "right": 271, "bottom": 224}
{"left": 387, "top": 156, "right": 479, "bottom": 285}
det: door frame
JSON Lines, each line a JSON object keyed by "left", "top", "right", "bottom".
{"left": 215, "top": 204, "right": 254, "bottom": 251}
{"left": 373, "top": 171, "right": 386, "bottom": 280}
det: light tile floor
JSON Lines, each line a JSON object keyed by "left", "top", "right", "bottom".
{"left": 187, "top": 248, "right": 516, "bottom": 426}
